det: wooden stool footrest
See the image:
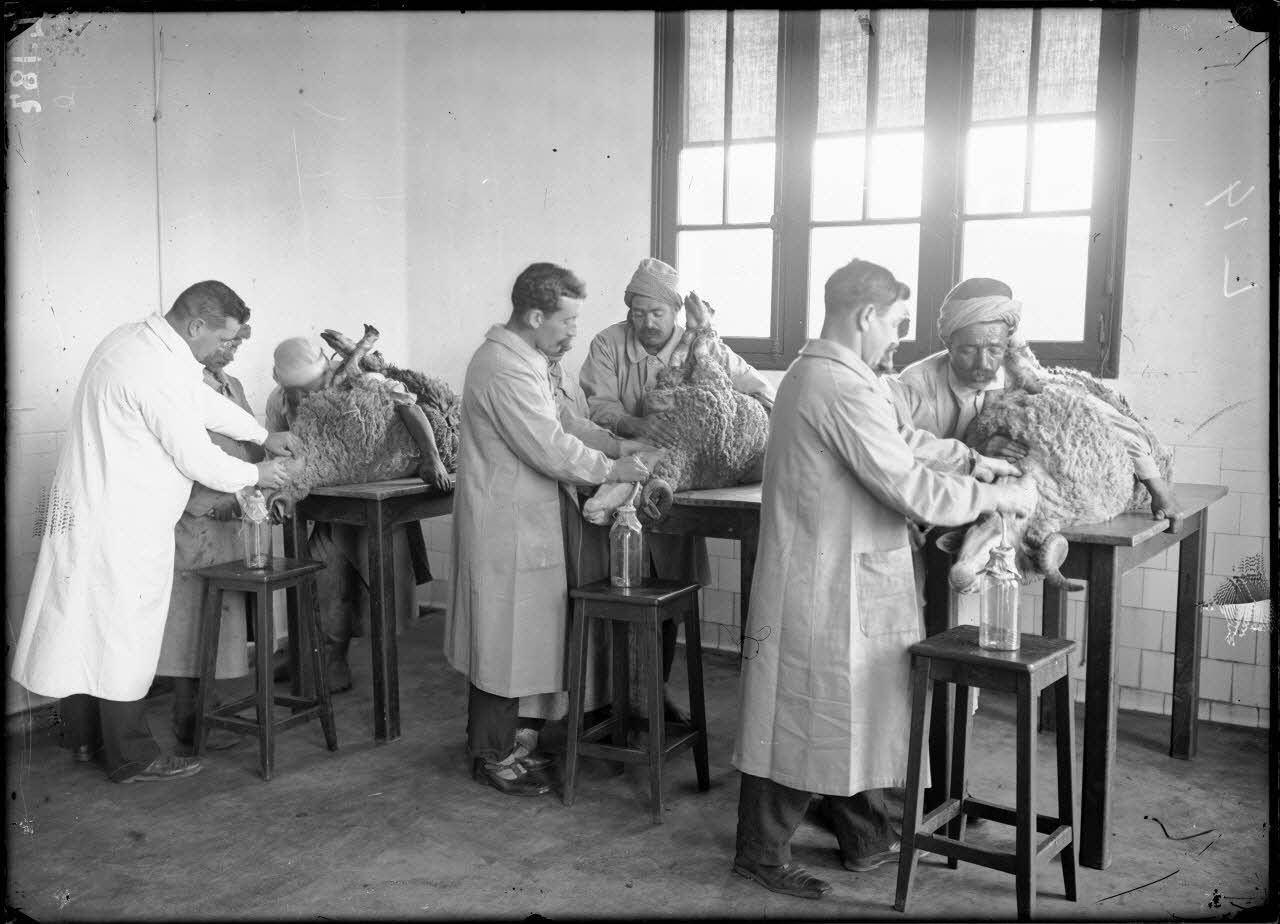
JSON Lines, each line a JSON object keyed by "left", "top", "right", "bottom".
{"left": 960, "top": 798, "right": 1072, "bottom": 837}
{"left": 578, "top": 729, "right": 701, "bottom": 765}
{"left": 915, "top": 833, "right": 1017, "bottom": 874}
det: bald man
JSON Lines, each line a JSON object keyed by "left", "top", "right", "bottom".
{"left": 263, "top": 337, "right": 447, "bottom": 693}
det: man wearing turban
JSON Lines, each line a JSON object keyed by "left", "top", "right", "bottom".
{"left": 578, "top": 257, "right": 776, "bottom": 722}
{"left": 891, "top": 275, "right": 1179, "bottom": 526}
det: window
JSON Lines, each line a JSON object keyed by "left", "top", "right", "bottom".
{"left": 653, "top": 9, "right": 1138, "bottom": 375}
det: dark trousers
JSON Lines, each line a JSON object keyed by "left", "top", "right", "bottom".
{"left": 735, "top": 772, "right": 894, "bottom": 866}
{"left": 465, "top": 684, "right": 546, "bottom": 763}
{"left": 59, "top": 694, "right": 161, "bottom": 783}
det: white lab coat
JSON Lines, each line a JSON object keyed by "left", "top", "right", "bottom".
{"left": 445, "top": 325, "right": 615, "bottom": 698}
{"left": 733, "top": 339, "right": 998, "bottom": 796}
{"left": 11, "top": 314, "right": 266, "bottom": 701}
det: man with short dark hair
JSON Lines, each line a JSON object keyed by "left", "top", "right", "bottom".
{"left": 445, "top": 262, "right": 651, "bottom": 797}
{"left": 731, "top": 259, "right": 1035, "bottom": 899}
{"left": 11, "top": 280, "right": 296, "bottom": 784}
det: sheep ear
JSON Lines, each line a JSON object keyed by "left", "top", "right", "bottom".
{"left": 934, "top": 528, "right": 965, "bottom": 554}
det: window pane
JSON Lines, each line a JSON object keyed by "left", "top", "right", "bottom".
{"left": 677, "top": 228, "right": 774, "bottom": 338}
{"left": 687, "top": 11, "right": 726, "bottom": 143}
{"left": 961, "top": 216, "right": 1090, "bottom": 341}
{"left": 971, "top": 8, "right": 1032, "bottom": 121}
{"left": 811, "top": 135, "right": 866, "bottom": 222}
{"left": 874, "top": 9, "right": 928, "bottom": 128}
{"left": 730, "top": 10, "right": 779, "bottom": 140}
{"left": 678, "top": 145, "right": 724, "bottom": 225}
{"left": 806, "top": 224, "right": 920, "bottom": 340}
{"left": 818, "top": 9, "right": 870, "bottom": 134}
{"left": 964, "top": 123, "right": 1027, "bottom": 214}
{"left": 1031, "top": 119, "right": 1095, "bottom": 212}
{"left": 867, "top": 131, "right": 923, "bottom": 219}
{"left": 727, "top": 141, "right": 776, "bottom": 224}
{"left": 1037, "top": 9, "right": 1100, "bottom": 115}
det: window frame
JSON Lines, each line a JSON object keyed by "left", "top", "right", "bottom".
{"left": 652, "top": 8, "right": 1139, "bottom": 377}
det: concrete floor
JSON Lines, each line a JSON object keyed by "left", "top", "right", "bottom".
{"left": 6, "top": 612, "right": 1274, "bottom": 921}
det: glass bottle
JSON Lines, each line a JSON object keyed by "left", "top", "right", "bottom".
{"left": 240, "top": 488, "right": 273, "bottom": 570}
{"left": 610, "top": 487, "right": 644, "bottom": 589}
{"left": 977, "top": 543, "right": 1022, "bottom": 651}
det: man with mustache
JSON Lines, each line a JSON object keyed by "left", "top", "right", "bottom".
{"left": 445, "top": 262, "right": 651, "bottom": 796}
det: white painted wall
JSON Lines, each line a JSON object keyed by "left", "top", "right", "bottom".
{"left": 4, "top": 10, "right": 654, "bottom": 713}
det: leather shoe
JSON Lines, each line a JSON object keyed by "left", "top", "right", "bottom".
{"left": 844, "top": 841, "right": 901, "bottom": 872}
{"left": 512, "top": 744, "right": 554, "bottom": 772}
{"left": 472, "top": 758, "right": 551, "bottom": 797}
{"left": 72, "top": 744, "right": 95, "bottom": 764}
{"left": 120, "top": 754, "right": 203, "bottom": 784}
{"left": 843, "top": 841, "right": 931, "bottom": 872}
{"left": 733, "top": 856, "right": 831, "bottom": 899}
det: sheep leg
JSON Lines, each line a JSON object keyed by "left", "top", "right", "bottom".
{"left": 395, "top": 401, "right": 453, "bottom": 493}
{"left": 330, "top": 324, "right": 381, "bottom": 387}
{"left": 320, "top": 328, "right": 389, "bottom": 374}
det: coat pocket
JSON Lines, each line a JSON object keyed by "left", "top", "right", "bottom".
{"left": 856, "top": 547, "right": 920, "bottom": 638}
{"left": 514, "top": 499, "right": 565, "bottom": 571}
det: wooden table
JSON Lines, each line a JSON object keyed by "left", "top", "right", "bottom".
{"left": 647, "top": 484, "right": 761, "bottom": 648}
{"left": 923, "top": 482, "right": 1228, "bottom": 871}
{"left": 283, "top": 478, "right": 453, "bottom": 743}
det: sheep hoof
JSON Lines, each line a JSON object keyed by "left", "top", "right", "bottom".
{"left": 637, "top": 479, "right": 673, "bottom": 526}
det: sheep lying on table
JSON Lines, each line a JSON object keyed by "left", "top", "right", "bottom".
{"left": 582, "top": 292, "right": 770, "bottom": 526}
{"left": 267, "top": 325, "right": 459, "bottom": 519}
{"left": 938, "top": 338, "right": 1175, "bottom": 593}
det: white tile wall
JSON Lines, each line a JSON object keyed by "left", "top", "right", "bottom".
{"left": 1231, "top": 663, "right": 1269, "bottom": 708}
{"left": 1236, "top": 493, "right": 1269, "bottom": 537}
{"left": 1140, "top": 649, "right": 1175, "bottom": 694}
{"left": 1196, "top": 658, "right": 1232, "bottom": 701}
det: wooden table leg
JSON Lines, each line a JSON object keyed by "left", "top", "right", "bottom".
{"left": 366, "top": 500, "right": 400, "bottom": 742}
{"left": 285, "top": 516, "right": 309, "bottom": 697}
{"left": 923, "top": 539, "right": 954, "bottom": 812}
{"left": 1080, "top": 547, "right": 1121, "bottom": 870}
{"left": 1040, "top": 583, "right": 1068, "bottom": 732}
{"left": 1170, "top": 511, "right": 1206, "bottom": 759}
{"left": 738, "top": 518, "right": 758, "bottom": 654}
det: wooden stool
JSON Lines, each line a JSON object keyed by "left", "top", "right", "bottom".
{"left": 563, "top": 580, "right": 710, "bottom": 823}
{"left": 894, "top": 625, "right": 1078, "bottom": 921}
{"left": 193, "top": 557, "right": 338, "bottom": 781}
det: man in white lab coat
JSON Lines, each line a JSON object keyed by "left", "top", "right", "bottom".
{"left": 445, "top": 262, "right": 650, "bottom": 797}
{"left": 731, "top": 259, "right": 1037, "bottom": 898}
{"left": 11, "top": 281, "right": 295, "bottom": 784}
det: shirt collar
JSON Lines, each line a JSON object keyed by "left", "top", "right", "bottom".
{"left": 624, "top": 322, "right": 685, "bottom": 366}
{"left": 796, "top": 338, "right": 878, "bottom": 383}
{"left": 485, "top": 323, "right": 550, "bottom": 377}
{"left": 145, "top": 312, "right": 200, "bottom": 367}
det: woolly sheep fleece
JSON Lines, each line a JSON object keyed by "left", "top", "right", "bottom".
{"left": 964, "top": 366, "right": 1174, "bottom": 547}
{"left": 274, "top": 373, "right": 460, "bottom": 509}
{"left": 642, "top": 337, "right": 769, "bottom": 492}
